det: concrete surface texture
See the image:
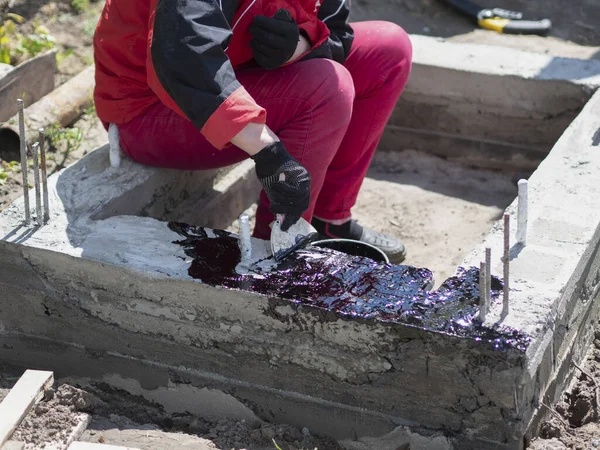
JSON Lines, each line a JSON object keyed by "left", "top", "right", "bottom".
{"left": 461, "top": 88, "right": 600, "bottom": 445}
{"left": 1, "top": 38, "right": 600, "bottom": 450}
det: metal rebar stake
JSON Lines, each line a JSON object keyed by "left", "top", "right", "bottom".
{"left": 17, "top": 99, "right": 31, "bottom": 225}
{"left": 479, "top": 261, "right": 487, "bottom": 322}
{"left": 31, "top": 142, "right": 42, "bottom": 224}
{"left": 502, "top": 213, "right": 510, "bottom": 316}
{"left": 516, "top": 179, "right": 528, "bottom": 246}
{"left": 39, "top": 128, "right": 50, "bottom": 224}
{"left": 485, "top": 246, "right": 491, "bottom": 311}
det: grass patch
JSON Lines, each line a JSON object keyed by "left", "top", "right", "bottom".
{"left": 71, "top": 0, "right": 90, "bottom": 14}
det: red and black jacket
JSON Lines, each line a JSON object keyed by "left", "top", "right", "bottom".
{"left": 93, "top": 0, "right": 353, "bottom": 150}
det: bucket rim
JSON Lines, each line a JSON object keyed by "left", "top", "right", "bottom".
{"left": 309, "top": 238, "right": 390, "bottom": 264}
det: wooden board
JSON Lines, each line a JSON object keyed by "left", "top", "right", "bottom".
{"left": 0, "top": 370, "right": 54, "bottom": 447}
{"left": 1, "top": 441, "right": 25, "bottom": 450}
{"left": 0, "top": 50, "right": 57, "bottom": 123}
{"left": 67, "top": 443, "right": 140, "bottom": 450}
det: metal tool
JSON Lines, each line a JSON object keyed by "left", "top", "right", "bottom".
{"left": 441, "top": 0, "right": 551, "bottom": 35}
{"left": 270, "top": 214, "right": 318, "bottom": 261}
{"left": 17, "top": 99, "right": 31, "bottom": 225}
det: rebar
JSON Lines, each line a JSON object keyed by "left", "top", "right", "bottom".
{"left": 479, "top": 261, "right": 487, "bottom": 322}
{"left": 31, "top": 142, "right": 42, "bottom": 224}
{"left": 485, "top": 246, "right": 491, "bottom": 314}
{"left": 17, "top": 99, "right": 31, "bottom": 225}
{"left": 39, "top": 128, "right": 49, "bottom": 224}
{"left": 503, "top": 213, "right": 510, "bottom": 316}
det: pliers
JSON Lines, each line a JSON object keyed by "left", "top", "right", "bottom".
{"left": 442, "top": 0, "right": 552, "bottom": 35}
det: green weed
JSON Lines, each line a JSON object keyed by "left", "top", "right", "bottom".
{"left": 0, "top": 160, "right": 21, "bottom": 186}
{"left": 19, "top": 20, "right": 56, "bottom": 58}
{"left": 83, "top": 100, "right": 96, "bottom": 117}
{"left": 45, "top": 123, "right": 83, "bottom": 174}
{"left": 0, "top": 13, "right": 23, "bottom": 64}
{"left": 71, "top": 0, "right": 89, "bottom": 14}
{"left": 56, "top": 48, "right": 74, "bottom": 65}
{"left": 46, "top": 123, "right": 83, "bottom": 151}
{"left": 0, "top": 14, "right": 56, "bottom": 64}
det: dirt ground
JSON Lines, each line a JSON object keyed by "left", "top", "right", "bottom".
{"left": 0, "top": 368, "right": 341, "bottom": 450}
{"left": 2, "top": 0, "right": 600, "bottom": 449}
{"left": 528, "top": 326, "right": 600, "bottom": 450}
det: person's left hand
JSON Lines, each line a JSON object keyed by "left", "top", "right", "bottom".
{"left": 250, "top": 9, "right": 306, "bottom": 70}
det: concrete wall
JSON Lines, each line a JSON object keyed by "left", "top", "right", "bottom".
{"left": 0, "top": 228, "right": 526, "bottom": 449}
{"left": 382, "top": 35, "right": 600, "bottom": 171}
{"left": 460, "top": 88, "right": 600, "bottom": 445}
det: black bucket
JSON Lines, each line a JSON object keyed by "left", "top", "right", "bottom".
{"left": 309, "top": 239, "right": 389, "bottom": 264}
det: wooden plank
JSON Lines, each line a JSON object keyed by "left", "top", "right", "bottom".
{"left": 1, "top": 441, "right": 25, "bottom": 450}
{"left": 67, "top": 443, "right": 140, "bottom": 450}
{"left": 0, "top": 50, "right": 57, "bottom": 122}
{"left": 0, "top": 370, "right": 54, "bottom": 447}
{"left": 61, "top": 414, "right": 91, "bottom": 450}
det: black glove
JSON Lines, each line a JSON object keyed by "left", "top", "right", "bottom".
{"left": 249, "top": 8, "right": 299, "bottom": 70}
{"left": 251, "top": 141, "right": 311, "bottom": 231}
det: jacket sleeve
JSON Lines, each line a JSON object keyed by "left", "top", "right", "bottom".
{"left": 148, "top": 0, "right": 266, "bottom": 150}
{"left": 302, "top": 0, "right": 353, "bottom": 64}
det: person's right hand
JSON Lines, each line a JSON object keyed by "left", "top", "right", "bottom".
{"left": 251, "top": 142, "right": 311, "bottom": 231}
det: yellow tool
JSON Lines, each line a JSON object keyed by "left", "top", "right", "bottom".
{"left": 442, "top": 0, "right": 552, "bottom": 35}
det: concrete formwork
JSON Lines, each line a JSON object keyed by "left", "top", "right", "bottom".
{"left": 2, "top": 37, "right": 600, "bottom": 450}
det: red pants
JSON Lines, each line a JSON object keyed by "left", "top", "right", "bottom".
{"left": 119, "top": 21, "right": 413, "bottom": 239}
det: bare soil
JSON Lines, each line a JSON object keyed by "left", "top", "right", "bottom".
{"left": 528, "top": 327, "right": 600, "bottom": 450}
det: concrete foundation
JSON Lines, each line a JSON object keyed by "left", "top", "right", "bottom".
{"left": 387, "top": 35, "right": 600, "bottom": 171}
{"left": 2, "top": 37, "right": 600, "bottom": 450}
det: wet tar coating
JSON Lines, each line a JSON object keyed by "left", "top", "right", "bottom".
{"left": 169, "top": 222, "right": 531, "bottom": 352}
